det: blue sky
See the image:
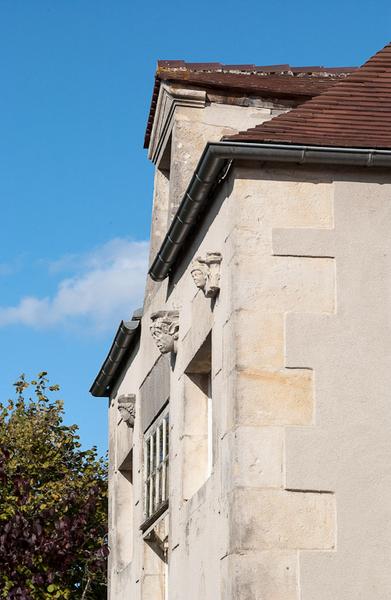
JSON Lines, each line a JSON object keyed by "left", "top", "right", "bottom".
{"left": 0, "top": 1, "right": 389, "bottom": 455}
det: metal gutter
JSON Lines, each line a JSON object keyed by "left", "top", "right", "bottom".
{"left": 90, "top": 308, "right": 142, "bottom": 398}
{"left": 149, "top": 141, "right": 391, "bottom": 282}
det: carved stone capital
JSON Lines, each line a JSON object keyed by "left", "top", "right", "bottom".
{"left": 191, "top": 252, "right": 222, "bottom": 297}
{"left": 150, "top": 311, "right": 179, "bottom": 354}
{"left": 117, "top": 394, "right": 136, "bottom": 428}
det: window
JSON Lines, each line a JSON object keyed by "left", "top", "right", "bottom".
{"left": 183, "top": 333, "right": 213, "bottom": 499}
{"left": 142, "top": 410, "right": 169, "bottom": 600}
{"left": 207, "top": 375, "right": 213, "bottom": 477}
{"left": 144, "top": 409, "right": 169, "bottom": 521}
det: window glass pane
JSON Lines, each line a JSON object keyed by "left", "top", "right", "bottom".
{"left": 151, "top": 475, "right": 155, "bottom": 516}
{"left": 162, "top": 463, "right": 166, "bottom": 502}
{"left": 151, "top": 434, "right": 155, "bottom": 471}
{"left": 145, "top": 480, "right": 150, "bottom": 517}
{"left": 144, "top": 410, "right": 169, "bottom": 521}
{"left": 165, "top": 463, "right": 169, "bottom": 501}
{"left": 165, "top": 416, "right": 169, "bottom": 458}
{"left": 155, "top": 472, "right": 158, "bottom": 509}
{"left": 159, "top": 423, "right": 164, "bottom": 462}
{"left": 151, "top": 474, "right": 155, "bottom": 515}
{"left": 145, "top": 438, "right": 150, "bottom": 476}
{"left": 155, "top": 466, "right": 160, "bottom": 509}
{"left": 156, "top": 426, "right": 160, "bottom": 470}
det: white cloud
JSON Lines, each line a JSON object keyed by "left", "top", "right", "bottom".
{"left": 0, "top": 263, "right": 14, "bottom": 276}
{"left": 0, "top": 239, "right": 149, "bottom": 333}
{"left": 0, "top": 256, "right": 24, "bottom": 277}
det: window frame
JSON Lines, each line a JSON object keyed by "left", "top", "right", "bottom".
{"left": 142, "top": 407, "right": 169, "bottom": 528}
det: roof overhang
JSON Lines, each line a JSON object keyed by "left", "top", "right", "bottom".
{"left": 144, "top": 63, "right": 356, "bottom": 149}
{"left": 90, "top": 308, "right": 142, "bottom": 398}
{"left": 148, "top": 140, "right": 391, "bottom": 282}
{"left": 148, "top": 83, "right": 206, "bottom": 165}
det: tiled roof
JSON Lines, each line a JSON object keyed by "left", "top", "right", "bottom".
{"left": 227, "top": 43, "right": 391, "bottom": 148}
{"left": 144, "top": 61, "right": 356, "bottom": 148}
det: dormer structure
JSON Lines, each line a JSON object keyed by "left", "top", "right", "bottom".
{"left": 143, "top": 62, "right": 355, "bottom": 302}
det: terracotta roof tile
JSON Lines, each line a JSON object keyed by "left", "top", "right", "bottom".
{"left": 144, "top": 61, "right": 356, "bottom": 148}
{"left": 227, "top": 42, "right": 391, "bottom": 149}
{"left": 157, "top": 70, "right": 345, "bottom": 97}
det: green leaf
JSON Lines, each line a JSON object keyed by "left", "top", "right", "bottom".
{"left": 0, "top": 372, "right": 108, "bottom": 596}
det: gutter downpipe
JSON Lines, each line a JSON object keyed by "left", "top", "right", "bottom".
{"left": 149, "top": 141, "right": 391, "bottom": 282}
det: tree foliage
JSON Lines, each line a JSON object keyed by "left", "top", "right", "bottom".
{"left": 0, "top": 373, "right": 108, "bottom": 599}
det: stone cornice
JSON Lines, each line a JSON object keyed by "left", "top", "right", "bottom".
{"left": 148, "top": 84, "right": 206, "bottom": 166}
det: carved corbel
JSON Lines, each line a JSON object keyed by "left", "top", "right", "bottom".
{"left": 150, "top": 311, "right": 179, "bottom": 354}
{"left": 117, "top": 394, "right": 136, "bottom": 428}
{"left": 191, "top": 252, "right": 222, "bottom": 297}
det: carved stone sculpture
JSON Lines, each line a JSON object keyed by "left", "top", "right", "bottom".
{"left": 191, "top": 252, "right": 222, "bottom": 298}
{"left": 117, "top": 394, "right": 136, "bottom": 428}
{"left": 150, "top": 311, "right": 179, "bottom": 354}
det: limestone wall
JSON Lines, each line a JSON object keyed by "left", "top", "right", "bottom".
{"left": 168, "top": 101, "right": 281, "bottom": 218}
{"left": 107, "top": 343, "right": 140, "bottom": 600}
{"left": 223, "top": 166, "right": 391, "bottom": 599}
{"left": 109, "top": 86, "right": 391, "bottom": 598}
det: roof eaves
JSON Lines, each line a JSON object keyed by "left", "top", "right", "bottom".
{"left": 90, "top": 308, "right": 142, "bottom": 398}
{"left": 143, "top": 61, "right": 357, "bottom": 149}
{"left": 148, "top": 140, "right": 391, "bottom": 282}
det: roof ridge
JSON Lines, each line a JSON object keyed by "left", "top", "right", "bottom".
{"left": 157, "top": 60, "right": 355, "bottom": 75}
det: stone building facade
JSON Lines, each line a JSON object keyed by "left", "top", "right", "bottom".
{"left": 91, "top": 43, "right": 391, "bottom": 599}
